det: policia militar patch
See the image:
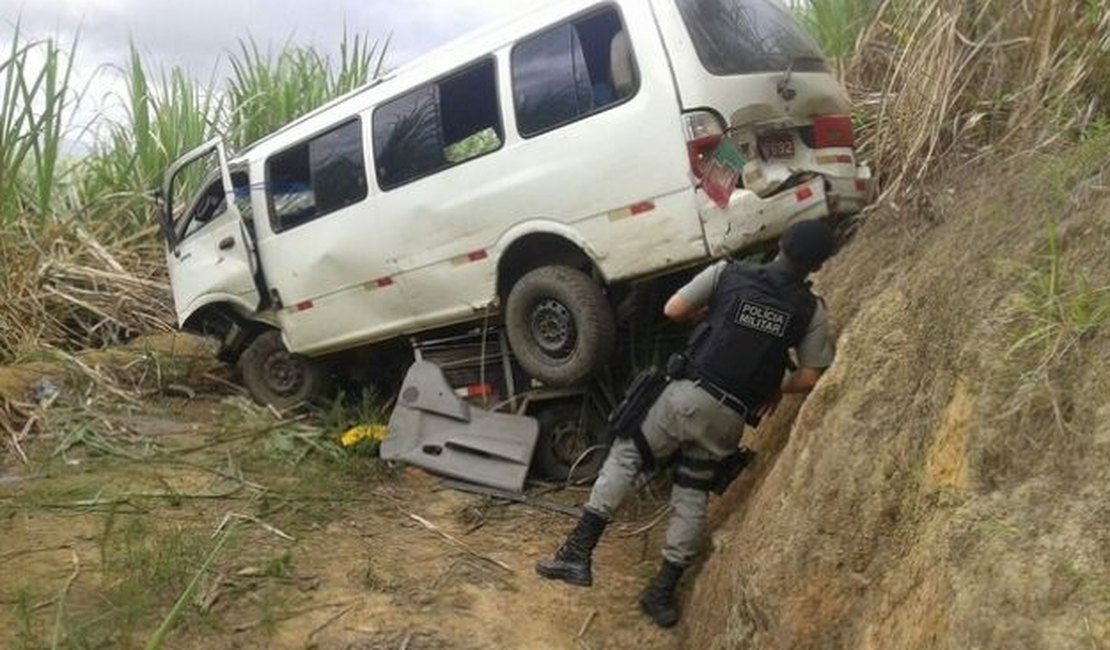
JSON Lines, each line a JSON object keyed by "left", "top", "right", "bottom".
{"left": 733, "top": 300, "right": 791, "bottom": 337}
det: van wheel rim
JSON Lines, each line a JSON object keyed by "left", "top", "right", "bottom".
{"left": 531, "top": 298, "right": 576, "bottom": 358}
{"left": 263, "top": 351, "right": 304, "bottom": 396}
{"left": 551, "top": 419, "right": 590, "bottom": 467}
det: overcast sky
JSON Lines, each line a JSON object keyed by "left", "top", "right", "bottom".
{"left": 2, "top": 0, "right": 545, "bottom": 146}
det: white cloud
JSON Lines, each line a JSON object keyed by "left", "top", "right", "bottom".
{"left": 1, "top": 0, "right": 544, "bottom": 146}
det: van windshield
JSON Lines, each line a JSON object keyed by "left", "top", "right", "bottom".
{"left": 674, "top": 0, "right": 826, "bottom": 75}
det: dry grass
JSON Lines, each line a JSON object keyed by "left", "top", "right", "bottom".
{"left": 846, "top": 0, "right": 1109, "bottom": 201}
{"left": 0, "top": 222, "right": 172, "bottom": 363}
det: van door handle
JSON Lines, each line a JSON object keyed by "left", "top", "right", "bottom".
{"left": 218, "top": 236, "right": 235, "bottom": 251}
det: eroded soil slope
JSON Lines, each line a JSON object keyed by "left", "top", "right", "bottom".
{"left": 685, "top": 143, "right": 1110, "bottom": 648}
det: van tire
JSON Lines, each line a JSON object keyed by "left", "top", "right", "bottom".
{"left": 505, "top": 265, "right": 614, "bottom": 387}
{"left": 239, "top": 330, "right": 329, "bottom": 410}
{"left": 532, "top": 400, "right": 610, "bottom": 481}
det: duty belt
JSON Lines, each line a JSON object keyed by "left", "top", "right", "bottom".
{"left": 689, "top": 376, "right": 750, "bottom": 418}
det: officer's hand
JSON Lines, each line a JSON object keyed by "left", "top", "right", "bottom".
{"left": 756, "top": 390, "right": 783, "bottom": 419}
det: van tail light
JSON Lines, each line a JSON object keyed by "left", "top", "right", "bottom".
{"left": 683, "top": 110, "right": 725, "bottom": 177}
{"left": 813, "top": 115, "right": 855, "bottom": 149}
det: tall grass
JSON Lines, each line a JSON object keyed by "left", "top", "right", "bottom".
{"left": 790, "top": 0, "right": 881, "bottom": 67}
{"left": 0, "top": 22, "right": 389, "bottom": 364}
{"left": 1009, "top": 220, "right": 1110, "bottom": 367}
{"left": 0, "top": 21, "right": 77, "bottom": 220}
{"left": 79, "top": 45, "right": 224, "bottom": 233}
{"left": 795, "top": 0, "right": 1110, "bottom": 199}
{"left": 227, "top": 29, "right": 388, "bottom": 148}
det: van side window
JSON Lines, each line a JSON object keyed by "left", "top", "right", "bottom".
{"left": 266, "top": 118, "right": 367, "bottom": 232}
{"left": 512, "top": 6, "right": 637, "bottom": 138}
{"left": 373, "top": 58, "right": 502, "bottom": 190}
{"left": 179, "top": 171, "right": 251, "bottom": 241}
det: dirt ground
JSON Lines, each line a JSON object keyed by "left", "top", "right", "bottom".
{"left": 0, "top": 383, "right": 685, "bottom": 650}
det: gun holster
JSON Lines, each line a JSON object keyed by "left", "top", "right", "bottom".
{"left": 608, "top": 366, "right": 669, "bottom": 440}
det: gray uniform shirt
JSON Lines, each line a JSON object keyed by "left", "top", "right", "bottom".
{"left": 675, "top": 260, "right": 835, "bottom": 369}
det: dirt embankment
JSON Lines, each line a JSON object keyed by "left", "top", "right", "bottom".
{"left": 684, "top": 142, "right": 1110, "bottom": 649}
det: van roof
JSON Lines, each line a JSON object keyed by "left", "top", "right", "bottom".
{"left": 234, "top": 0, "right": 623, "bottom": 163}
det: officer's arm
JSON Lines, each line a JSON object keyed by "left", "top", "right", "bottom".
{"left": 663, "top": 294, "right": 708, "bottom": 323}
{"left": 663, "top": 261, "right": 724, "bottom": 323}
{"left": 781, "top": 367, "right": 823, "bottom": 393}
{"left": 757, "top": 367, "right": 823, "bottom": 418}
{"left": 782, "top": 301, "right": 834, "bottom": 394}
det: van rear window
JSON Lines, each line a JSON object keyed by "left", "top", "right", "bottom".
{"left": 674, "top": 0, "right": 826, "bottom": 75}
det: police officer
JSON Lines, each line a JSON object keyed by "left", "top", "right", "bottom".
{"left": 535, "top": 219, "right": 839, "bottom": 628}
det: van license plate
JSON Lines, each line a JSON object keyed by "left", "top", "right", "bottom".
{"left": 758, "top": 134, "right": 795, "bottom": 159}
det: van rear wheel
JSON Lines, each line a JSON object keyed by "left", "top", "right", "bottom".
{"left": 239, "top": 330, "right": 329, "bottom": 410}
{"left": 505, "top": 265, "right": 615, "bottom": 387}
{"left": 531, "top": 399, "right": 610, "bottom": 481}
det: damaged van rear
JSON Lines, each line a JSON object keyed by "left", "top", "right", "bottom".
{"left": 160, "top": 0, "right": 872, "bottom": 408}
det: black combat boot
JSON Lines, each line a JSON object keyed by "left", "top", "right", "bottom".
{"left": 535, "top": 509, "right": 608, "bottom": 586}
{"left": 639, "top": 559, "right": 686, "bottom": 628}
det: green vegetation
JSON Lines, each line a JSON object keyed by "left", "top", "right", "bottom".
{"left": 80, "top": 45, "right": 225, "bottom": 233}
{"left": 444, "top": 127, "right": 502, "bottom": 164}
{"left": 0, "top": 21, "right": 77, "bottom": 221}
{"left": 0, "top": 386, "right": 400, "bottom": 648}
{"left": 12, "top": 588, "right": 40, "bottom": 650}
{"left": 227, "top": 31, "right": 388, "bottom": 149}
{"left": 360, "top": 558, "right": 398, "bottom": 593}
{"left": 791, "top": 0, "right": 881, "bottom": 64}
{"left": 1009, "top": 222, "right": 1110, "bottom": 367}
{"left": 791, "top": 0, "right": 1110, "bottom": 199}
{"left": 144, "top": 526, "right": 233, "bottom": 650}
{"left": 14, "top": 514, "right": 228, "bottom": 649}
{"left": 0, "top": 21, "right": 388, "bottom": 364}
{"left": 1039, "top": 119, "right": 1110, "bottom": 202}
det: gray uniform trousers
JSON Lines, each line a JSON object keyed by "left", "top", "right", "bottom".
{"left": 586, "top": 379, "right": 748, "bottom": 566}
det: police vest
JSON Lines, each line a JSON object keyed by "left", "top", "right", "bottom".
{"left": 685, "top": 262, "right": 817, "bottom": 408}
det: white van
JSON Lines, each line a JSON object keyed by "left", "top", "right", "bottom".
{"left": 160, "top": 0, "right": 871, "bottom": 408}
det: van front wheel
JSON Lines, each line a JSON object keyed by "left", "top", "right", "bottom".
{"left": 239, "top": 330, "right": 329, "bottom": 410}
{"left": 505, "top": 266, "right": 614, "bottom": 387}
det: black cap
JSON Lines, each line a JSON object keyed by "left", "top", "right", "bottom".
{"left": 779, "top": 220, "right": 837, "bottom": 271}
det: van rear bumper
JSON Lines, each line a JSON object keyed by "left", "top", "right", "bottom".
{"left": 699, "top": 167, "right": 872, "bottom": 258}
{"left": 699, "top": 176, "right": 828, "bottom": 258}
{"left": 826, "top": 164, "right": 874, "bottom": 216}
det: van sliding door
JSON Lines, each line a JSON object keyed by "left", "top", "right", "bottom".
{"left": 250, "top": 118, "right": 418, "bottom": 355}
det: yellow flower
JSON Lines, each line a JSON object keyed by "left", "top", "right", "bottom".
{"left": 340, "top": 424, "right": 388, "bottom": 447}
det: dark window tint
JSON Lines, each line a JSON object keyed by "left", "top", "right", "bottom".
{"left": 512, "top": 7, "right": 636, "bottom": 137}
{"left": 267, "top": 119, "right": 367, "bottom": 232}
{"left": 675, "top": 0, "right": 826, "bottom": 75}
{"left": 374, "top": 58, "right": 502, "bottom": 190}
